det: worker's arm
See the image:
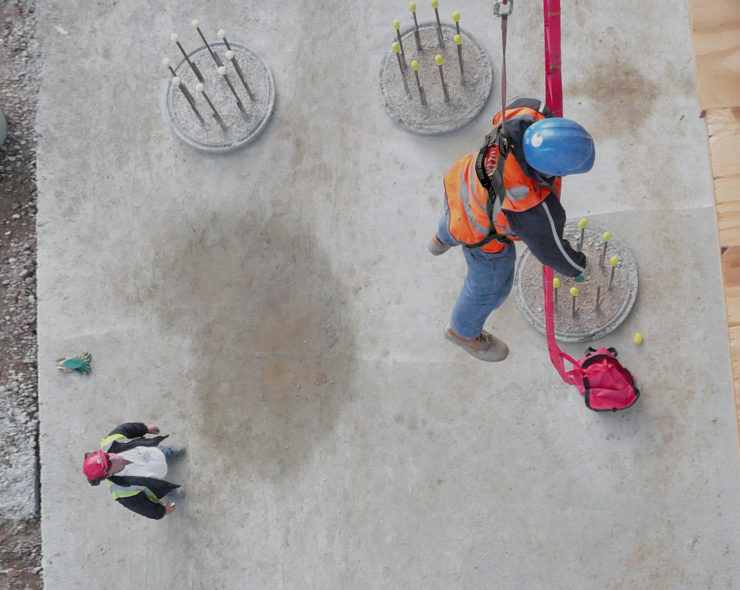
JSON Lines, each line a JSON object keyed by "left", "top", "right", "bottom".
{"left": 107, "top": 422, "right": 149, "bottom": 439}
{"left": 506, "top": 192, "right": 587, "bottom": 277}
{"left": 115, "top": 493, "right": 167, "bottom": 520}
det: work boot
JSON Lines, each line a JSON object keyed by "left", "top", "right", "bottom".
{"left": 428, "top": 234, "right": 452, "bottom": 256}
{"left": 444, "top": 323, "right": 509, "bottom": 362}
{"left": 166, "top": 487, "right": 185, "bottom": 501}
{"left": 167, "top": 445, "right": 186, "bottom": 459}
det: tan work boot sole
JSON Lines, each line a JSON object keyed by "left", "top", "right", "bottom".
{"left": 444, "top": 323, "right": 509, "bottom": 362}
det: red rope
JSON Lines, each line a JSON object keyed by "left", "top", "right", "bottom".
{"left": 543, "top": 0, "right": 562, "bottom": 117}
{"left": 541, "top": 0, "right": 580, "bottom": 385}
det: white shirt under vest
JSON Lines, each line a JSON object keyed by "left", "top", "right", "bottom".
{"left": 117, "top": 446, "right": 168, "bottom": 479}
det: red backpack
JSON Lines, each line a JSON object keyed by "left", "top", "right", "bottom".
{"left": 543, "top": 267, "right": 640, "bottom": 412}
{"left": 573, "top": 346, "right": 639, "bottom": 411}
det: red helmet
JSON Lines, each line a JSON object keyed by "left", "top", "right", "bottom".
{"left": 82, "top": 450, "right": 109, "bottom": 479}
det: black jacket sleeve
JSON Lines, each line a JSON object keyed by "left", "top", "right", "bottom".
{"left": 506, "top": 192, "right": 587, "bottom": 277}
{"left": 116, "top": 493, "right": 166, "bottom": 520}
{"left": 108, "top": 422, "right": 149, "bottom": 439}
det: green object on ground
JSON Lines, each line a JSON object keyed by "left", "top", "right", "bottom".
{"left": 57, "top": 352, "right": 92, "bottom": 374}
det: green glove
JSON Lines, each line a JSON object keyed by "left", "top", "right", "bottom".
{"left": 57, "top": 352, "right": 92, "bottom": 374}
{"left": 574, "top": 274, "right": 585, "bottom": 282}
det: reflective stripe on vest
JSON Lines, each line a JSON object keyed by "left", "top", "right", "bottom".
{"left": 444, "top": 152, "right": 516, "bottom": 254}
{"left": 106, "top": 480, "right": 161, "bottom": 504}
{"left": 100, "top": 433, "right": 125, "bottom": 451}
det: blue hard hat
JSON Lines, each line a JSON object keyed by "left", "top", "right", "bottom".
{"left": 522, "top": 118, "right": 595, "bottom": 176}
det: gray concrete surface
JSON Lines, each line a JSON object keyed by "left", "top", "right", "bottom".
{"left": 35, "top": 0, "right": 740, "bottom": 588}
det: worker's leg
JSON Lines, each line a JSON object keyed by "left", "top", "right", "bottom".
{"left": 449, "top": 243, "right": 515, "bottom": 339}
{"left": 158, "top": 445, "right": 185, "bottom": 462}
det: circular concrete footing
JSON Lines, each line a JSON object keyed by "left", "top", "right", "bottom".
{"left": 166, "top": 42, "right": 275, "bottom": 154}
{"left": 379, "top": 23, "right": 493, "bottom": 135}
{"left": 513, "top": 220, "right": 639, "bottom": 343}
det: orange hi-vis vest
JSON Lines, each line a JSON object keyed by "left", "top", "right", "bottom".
{"left": 444, "top": 106, "right": 563, "bottom": 253}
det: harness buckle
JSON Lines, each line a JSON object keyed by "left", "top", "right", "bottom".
{"left": 493, "top": 0, "right": 514, "bottom": 17}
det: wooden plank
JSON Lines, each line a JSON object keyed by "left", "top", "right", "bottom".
{"left": 688, "top": 0, "right": 740, "bottom": 110}
{"left": 728, "top": 326, "right": 740, "bottom": 426}
{"left": 715, "top": 175, "right": 740, "bottom": 243}
{"left": 721, "top": 245, "right": 740, "bottom": 328}
{"left": 689, "top": 0, "right": 740, "bottom": 445}
{"left": 706, "top": 108, "right": 740, "bottom": 180}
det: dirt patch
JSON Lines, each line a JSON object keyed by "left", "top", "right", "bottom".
{"left": 0, "top": 0, "right": 42, "bottom": 587}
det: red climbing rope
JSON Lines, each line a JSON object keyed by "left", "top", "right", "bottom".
{"left": 543, "top": 0, "right": 563, "bottom": 116}
{"left": 540, "top": 0, "right": 580, "bottom": 384}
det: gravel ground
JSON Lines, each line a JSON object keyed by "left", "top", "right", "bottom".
{"left": 0, "top": 0, "right": 42, "bottom": 587}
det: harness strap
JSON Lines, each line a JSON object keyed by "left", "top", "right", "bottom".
{"left": 464, "top": 128, "right": 513, "bottom": 250}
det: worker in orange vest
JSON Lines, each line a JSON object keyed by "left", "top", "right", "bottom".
{"left": 430, "top": 98, "right": 595, "bottom": 361}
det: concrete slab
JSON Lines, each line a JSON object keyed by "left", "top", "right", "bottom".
{"left": 36, "top": 0, "right": 740, "bottom": 588}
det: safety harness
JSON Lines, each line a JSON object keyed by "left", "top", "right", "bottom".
{"left": 464, "top": 130, "right": 512, "bottom": 250}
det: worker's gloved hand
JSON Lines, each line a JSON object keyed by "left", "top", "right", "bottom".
{"left": 57, "top": 352, "right": 92, "bottom": 374}
{"left": 574, "top": 273, "right": 585, "bottom": 282}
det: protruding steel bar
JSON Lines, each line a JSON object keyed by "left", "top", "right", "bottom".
{"left": 411, "top": 60, "right": 426, "bottom": 104}
{"left": 224, "top": 49, "right": 254, "bottom": 100}
{"left": 196, "top": 82, "right": 227, "bottom": 131}
{"left": 173, "top": 76, "right": 205, "bottom": 125}
{"left": 599, "top": 231, "right": 611, "bottom": 266}
{"left": 393, "top": 20, "right": 407, "bottom": 67}
{"left": 410, "top": 3, "right": 422, "bottom": 50}
{"left": 570, "top": 287, "right": 578, "bottom": 316}
{"left": 435, "top": 54, "right": 449, "bottom": 102}
{"left": 577, "top": 218, "right": 588, "bottom": 251}
{"left": 171, "top": 33, "right": 204, "bottom": 82}
{"left": 454, "top": 34, "right": 464, "bottom": 80}
{"left": 393, "top": 42, "right": 410, "bottom": 94}
{"left": 217, "top": 29, "right": 233, "bottom": 51}
{"left": 431, "top": 0, "right": 445, "bottom": 47}
{"left": 608, "top": 256, "right": 619, "bottom": 289}
{"left": 192, "top": 19, "right": 222, "bottom": 66}
{"left": 217, "top": 66, "right": 247, "bottom": 115}
{"left": 453, "top": 10, "right": 461, "bottom": 36}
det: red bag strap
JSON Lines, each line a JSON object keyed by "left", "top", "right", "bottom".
{"left": 542, "top": 266, "right": 582, "bottom": 385}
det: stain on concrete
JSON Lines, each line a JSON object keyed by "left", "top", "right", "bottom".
{"left": 142, "top": 209, "right": 355, "bottom": 482}
{"left": 568, "top": 52, "right": 660, "bottom": 139}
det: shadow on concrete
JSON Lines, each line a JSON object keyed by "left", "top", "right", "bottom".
{"left": 145, "top": 209, "right": 355, "bottom": 482}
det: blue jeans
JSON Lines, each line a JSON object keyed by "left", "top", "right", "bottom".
{"left": 158, "top": 445, "right": 172, "bottom": 461}
{"left": 437, "top": 211, "right": 516, "bottom": 339}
